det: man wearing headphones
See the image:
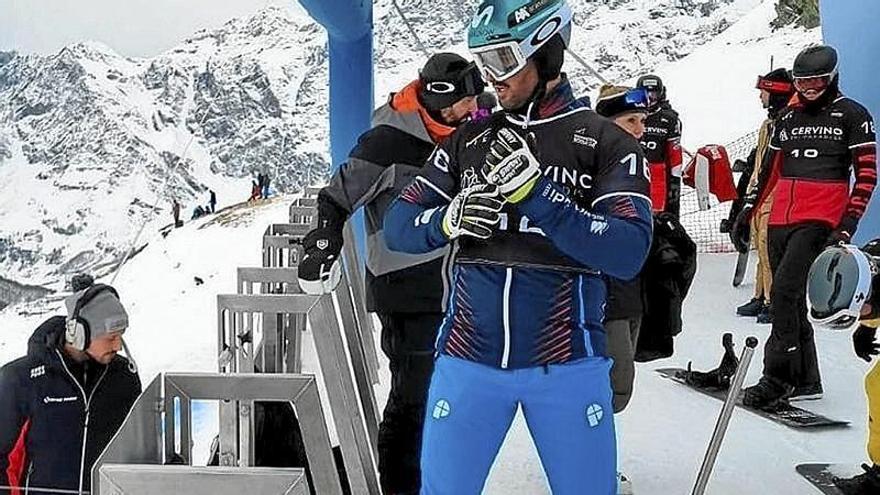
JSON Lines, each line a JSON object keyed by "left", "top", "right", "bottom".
{"left": 0, "top": 277, "right": 141, "bottom": 495}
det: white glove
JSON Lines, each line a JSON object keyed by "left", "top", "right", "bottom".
{"left": 483, "top": 128, "right": 541, "bottom": 203}
{"left": 442, "top": 184, "right": 504, "bottom": 240}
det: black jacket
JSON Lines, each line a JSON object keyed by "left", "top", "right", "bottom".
{"left": 317, "top": 92, "right": 446, "bottom": 314}
{"left": 636, "top": 214, "right": 697, "bottom": 361}
{"left": 605, "top": 276, "right": 645, "bottom": 321}
{"left": 0, "top": 316, "right": 141, "bottom": 494}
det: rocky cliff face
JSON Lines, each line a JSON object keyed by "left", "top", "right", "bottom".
{"left": 0, "top": 0, "right": 758, "bottom": 287}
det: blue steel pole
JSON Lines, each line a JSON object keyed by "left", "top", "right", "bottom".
{"left": 328, "top": 31, "right": 373, "bottom": 255}
{"left": 297, "top": 0, "right": 374, "bottom": 255}
{"left": 820, "top": 0, "right": 880, "bottom": 243}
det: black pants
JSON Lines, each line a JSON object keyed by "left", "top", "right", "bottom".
{"left": 765, "top": 223, "right": 830, "bottom": 387}
{"left": 376, "top": 311, "right": 442, "bottom": 495}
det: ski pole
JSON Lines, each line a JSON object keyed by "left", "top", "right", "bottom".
{"left": 692, "top": 336, "right": 759, "bottom": 495}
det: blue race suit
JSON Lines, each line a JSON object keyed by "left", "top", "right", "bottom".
{"left": 384, "top": 76, "right": 653, "bottom": 494}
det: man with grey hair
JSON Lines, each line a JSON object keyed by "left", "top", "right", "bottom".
{"left": 0, "top": 277, "right": 141, "bottom": 495}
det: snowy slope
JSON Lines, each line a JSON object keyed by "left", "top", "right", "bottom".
{"left": 0, "top": 0, "right": 764, "bottom": 291}
{"left": 652, "top": 0, "right": 822, "bottom": 150}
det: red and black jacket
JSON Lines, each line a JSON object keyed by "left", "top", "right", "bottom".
{"left": 0, "top": 317, "right": 141, "bottom": 495}
{"left": 754, "top": 94, "right": 877, "bottom": 230}
{"left": 641, "top": 102, "right": 684, "bottom": 216}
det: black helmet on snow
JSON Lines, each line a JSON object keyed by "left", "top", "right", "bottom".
{"left": 636, "top": 74, "right": 666, "bottom": 107}
{"left": 807, "top": 244, "right": 878, "bottom": 331}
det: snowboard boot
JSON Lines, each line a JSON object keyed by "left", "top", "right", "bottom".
{"left": 833, "top": 463, "right": 880, "bottom": 495}
{"left": 756, "top": 304, "right": 772, "bottom": 324}
{"left": 742, "top": 376, "right": 795, "bottom": 410}
{"left": 617, "top": 471, "right": 634, "bottom": 495}
{"left": 736, "top": 297, "right": 764, "bottom": 317}
{"left": 683, "top": 333, "right": 739, "bottom": 389}
{"left": 789, "top": 382, "right": 823, "bottom": 401}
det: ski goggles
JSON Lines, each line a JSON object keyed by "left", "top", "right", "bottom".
{"left": 755, "top": 76, "right": 793, "bottom": 94}
{"left": 808, "top": 245, "right": 876, "bottom": 331}
{"left": 471, "top": 41, "right": 529, "bottom": 82}
{"left": 624, "top": 87, "right": 650, "bottom": 107}
{"left": 793, "top": 72, "right": 835, "bottom": 94}
{"left": 596, "top": 87, "right": 650, "bottom": 117}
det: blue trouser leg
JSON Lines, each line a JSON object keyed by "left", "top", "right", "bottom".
{"left": 522, "top": 357, "right": 617, "bottom": 495}
{"left": 421, "top": 356, "right": 617, "bottom": 494}
{"left": 420, "top": 356, "right": 517, "bottom": 495}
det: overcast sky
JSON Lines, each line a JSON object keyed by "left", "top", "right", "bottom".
{"left": 0, "top": 0, "right": 307, "bottom": 58}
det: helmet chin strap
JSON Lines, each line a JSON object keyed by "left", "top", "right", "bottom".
{"left": 800, "top": 75, "right": 840, "bottom": 111}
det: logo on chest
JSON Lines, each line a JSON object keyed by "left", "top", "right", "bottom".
{"left": 543, "top": 165, "right": 592, "bottom": 189}
{"left": 572, "top": 127, "right": 598, "bottom": 148}
{"left": 789, "top": 125, "right": 844, "bottom": 138}
{"left": 44, "top": 396, "right": 79, "bottom": 404}
{"left": 30, "top": 365, "right": 46, "bottom": 379}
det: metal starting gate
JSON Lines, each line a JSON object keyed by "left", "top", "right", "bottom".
{"left": 93, "top": 187, "right": 383, "bottom": 494}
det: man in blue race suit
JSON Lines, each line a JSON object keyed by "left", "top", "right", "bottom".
{"left": 383, "top": 1, "right": 653, "bottom": 493}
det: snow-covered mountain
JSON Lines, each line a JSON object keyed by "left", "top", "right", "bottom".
{"left": 0, "top": 0, "right": 781, "bottom": 295}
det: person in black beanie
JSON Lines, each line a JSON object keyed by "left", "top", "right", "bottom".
{"left": 296, "top": 52, "right": 484, "bottom": 494}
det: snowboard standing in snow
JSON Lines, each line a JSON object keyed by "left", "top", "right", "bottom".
{"left": 796, "top": 463, "right": 865, "bottom": 494}
{"left": 656, "top": 333, "right": 849, "bottom": 429}
{"left": 732, "top": 250, "right": 749, "bottom": 287}
{"left": 657, "top": 367, "right": 849, "bottom": 429}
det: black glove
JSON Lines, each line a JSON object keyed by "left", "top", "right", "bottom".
{"left": 297, "top": 227, "right": 343, "bottom": 294}
{"left": 854, "top": 326, "right": 879, "bottom": 362}
{"left": 827, "top": 214, "right": 859, "bottom": 247}
{"left": 729, "top": 194, "right": 755, "bottom": 254}
{"left": 732, "top": 159, "right": 748, "bottom": 173}
{"left": 719, "top": 218, "right": 732, "bottom": 234}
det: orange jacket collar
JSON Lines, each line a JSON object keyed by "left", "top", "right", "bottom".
{"left": 391, "top": 80, "right": 456, "bottom": 143}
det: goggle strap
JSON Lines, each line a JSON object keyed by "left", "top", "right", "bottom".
{"left": 756, "top": 77, "right": 793, "bottom": 93}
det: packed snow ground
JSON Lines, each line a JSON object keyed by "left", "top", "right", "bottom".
{"left": 0, "top": 201, "right": 869, "bottom": 494}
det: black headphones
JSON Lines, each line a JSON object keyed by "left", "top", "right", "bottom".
{"left": 65, "top": 284, "right": 120, "bottom": 352}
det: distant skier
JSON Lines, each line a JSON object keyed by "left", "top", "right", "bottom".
{"left": 806, "top": 240, "right": 880, "bottom": 494}
{"left": 250, "top": 180, "right": 261, "bottom": 202}
{"left": 191, "top": 205, "right": 206, "bottom": 220}
{"left": 733, "top": 68, "right": 795, "bottom": 324}
{"left": 636, "top": 74, "right": 683, "bottom": 217}
{"left": 732, "top": 45, "right": 877, "bottom": 408}
{"left": 172, "top": 199, "right": 181, "bottom": 227}
{"left": 208, "top": 189, "right": 217, "bottom": 213}
{"left": 262, "top": 174, "right": 271, "bottom": 199}
{"left": 385, "top": 0, "right": 652, "bottom": 491}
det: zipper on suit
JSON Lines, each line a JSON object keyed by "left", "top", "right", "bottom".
{"left": 55, "top": 350, "right": 109, "bottom": 495}
{"left": 501, "top": 267, "right": 513, "bottom": 369}
{"left": 24, "top": 462, "right": 32, "bottom": 494}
